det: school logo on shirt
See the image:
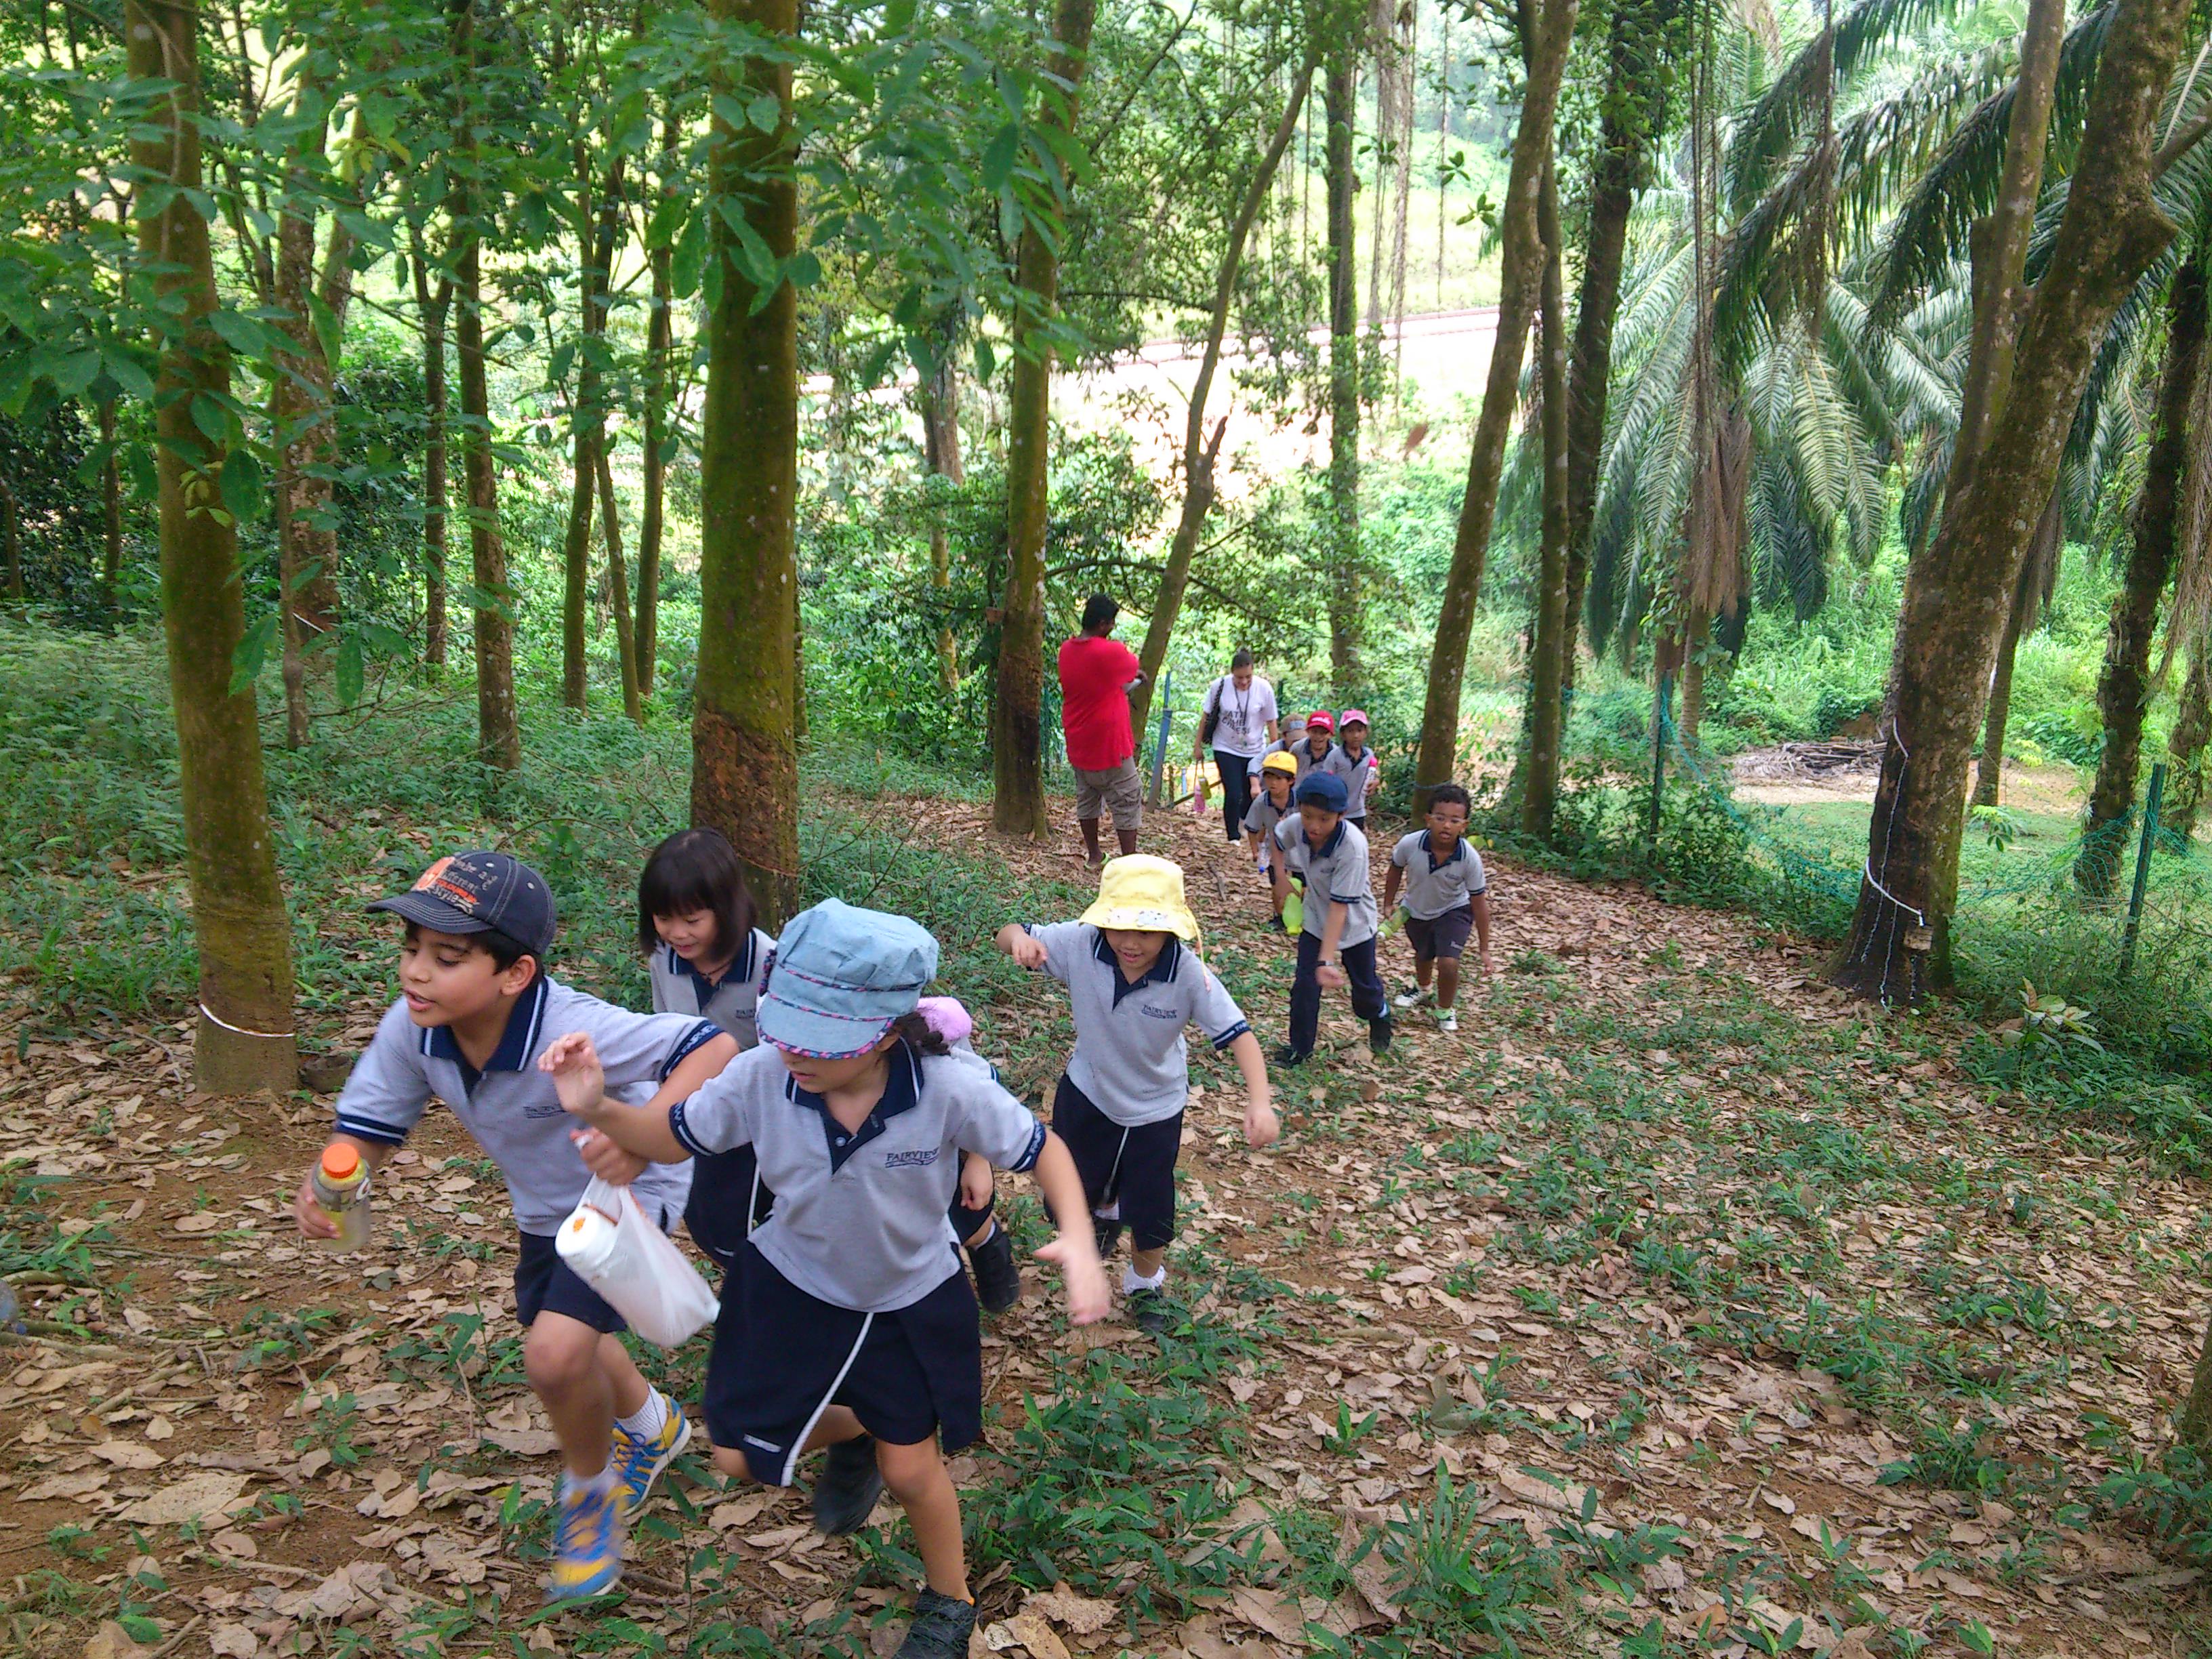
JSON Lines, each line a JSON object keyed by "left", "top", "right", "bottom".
{"left": 1139, "top": 1004, "right": 1181, "bottom": 1021}
{"left": 882, "top": 1148, "right": 939, "bottom": 1169}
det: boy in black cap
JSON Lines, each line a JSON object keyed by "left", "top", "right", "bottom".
{"left": 1269, "top": 772, "right": 1391, "bottom": 1065}
{"left": 293, "top": 851, "right": 741, "bottom": 1602}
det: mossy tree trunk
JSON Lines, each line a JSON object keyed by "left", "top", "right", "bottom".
{"left": 1833, "top": 0, "right": 2190, "bottom": 1000}
{"left": 593, "top": 438, "right": 643, "bottom": 723}
{"left": 1519, "top": 156, "right": 1572, "bottom": 839}
{"left": 561, "top": 148, "right": 624, "bottom": 712}
{"left": 693, "top": 0, "right": 802, "bottom": 925}
{"left": 1324, "top": 47, "right": 1361, "bottom": 684}
{"left": 450, "top": 0, "right": 519, "bottom": 775}
{"left": 99, "top": 399, "right": 123, "bottom": 619}
{"left": 1131, "top": 48, "right": 1318, "bottom": 737}
{"left": 2165, "top": 640, "right": 2212, "bottom": 836}
{"left": 636, "top": 106, "right": 678, "bottom": 694}
{"left": 919, "top": 347, "right": 964, "bottom": 693}
{"left": 991, "top": 0, "right": 1099, "bottom": 839}
{"left": 2079, "top": 254, "right": 2207, "bottom": 895}
{"left": 1410, "top": 0, "right": 1579, "bottom": 813}
{"left": 127, "top": 0, "right": 297, "bottom": 1094}
{"left": 411, "top": 233, "right": 452, "bottom": 670}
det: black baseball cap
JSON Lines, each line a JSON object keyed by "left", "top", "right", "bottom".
{"left": 368, "top": 851, "right": 557, "bottom": 960}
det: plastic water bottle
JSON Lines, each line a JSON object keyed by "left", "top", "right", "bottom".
{"left": 310, "top": 1142, "right": 372, "bottom": 1251}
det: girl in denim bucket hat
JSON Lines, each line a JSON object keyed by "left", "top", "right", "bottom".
{"left": 543, "top": 898, "right": 1108, "bottom": 1659}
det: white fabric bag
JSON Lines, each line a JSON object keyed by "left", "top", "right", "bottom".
{"left": 554, "top": 1177, "right": 720, "bottom": 1347}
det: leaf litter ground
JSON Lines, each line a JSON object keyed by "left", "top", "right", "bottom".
{"left": 3, "top": 792, "right": 2209, "bottom": 1658}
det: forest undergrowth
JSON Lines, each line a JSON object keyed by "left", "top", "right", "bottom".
{"left": 4, "top": 629, "right": 2212, "bottom": 1658}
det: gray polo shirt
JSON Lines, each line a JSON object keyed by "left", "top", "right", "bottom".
{"left": 1250, "top": 734, "right": 1336, "bottom": 781}
{"left": 1243, "top": 791, "right": 1293, "bottom": 844}
{"left": 1320, "top": 743, "right": 1379, "bottom": 817}
{"left": 1020, "top": 923, "right": 1250, "bottom": 1126}
{"left": 1391, "top": 831, "right": 1488, "bottom": 919}
{"left": 648, "top": 927, "right": 775, "bottom": 1046}
{"left": 333, "top": 977, "right": 716, "bottom": 1234}
{"left": 670, "top": 1042, "right": 1046, "bottom": 1312}
{"left": 1273, "top": 815, "right": 1379, "bottom": 948}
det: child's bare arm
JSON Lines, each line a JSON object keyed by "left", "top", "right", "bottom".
{"left": 996, "top": 924, "right": 1049, "bottom": 970}
{"left": 1027, "top": 1132, "right": 1109, "bottom": 1324}
{"left": 1473, "top": 890, "right": 1495, "bottom": 975}
{"left": 1381, "top": 865, "right": 1403, "bottom": 913}
{"left": 1316, "top": 900, "right": 1351, "bottom": 985}
{"left": 539, "top": 1032, "right": 691, "bottom": 1164}
{"left": 1227, "top": 1031, "right": 1277, "bottom": 1147}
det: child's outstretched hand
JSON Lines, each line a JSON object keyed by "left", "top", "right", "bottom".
{"left": 538, "top": 1032, "right": 607, "bottom": 1120}
{"left": 958, "top": 1153, "right": 995, "bottom": 1213}
{"left": 1007, "top": 930, "right": 1050, "bottom": 972}
{"left": 1036, "top": 1233, "right": 1111, "bottom": 1325}
{"left": 1243, "top": 1098, "right": 1280, "bottom": 1149}
{"left": 571, "top": 1127, "right": 647, "bottom": 1185}
{"left": 293, "top": 1167, "right": 338, "bottom": 1240}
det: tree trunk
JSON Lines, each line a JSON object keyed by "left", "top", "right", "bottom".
{"left": 2180, "top": 1312, "right": 2212, "bottom": 1459}
{"left": 693, "top": 0, "right": 802, "bottom": 926}
{"left": 1561, "top": 10, "right": 1660, "bottom": 699}
{"left": 127, "top": 0, "right": 297, "bottom": 1095}
{"left": 412, "top": 242, "right": 451, "bottom": 670}
{"left": 1973, "top": 562, "right": 2031, "bottom": 808}
{"left": 99, "top": 398, "right": 122, "bottom": 620}
{"left": 451, "top": 0, "right": 519, "bottom": 775}
{"left": 636, "top": 114, "right": 676, "bottom": 693}
{"left": 919, "top": 340, "right": 964, "bottom": 693}
{"left": 2165, "top": 639, "right": 2212, "bottom": 837}
{"left": 561, "top": 148, "right": 624, "bottom": 712}
{"left": 1833, "top": 0, "right": 2190, "bottom": 1002}
{"left": 991, "top": 0, "right": 1099, "bottom": 840}
{"left": 1324, "top": 49, "right": 1362, "bottom": 682}
{"left": 594, "top": 438, "right": 643, "bottom": 723}
{"left": 1679, "top": 607, "right": 1710, "bottom": 745}
{"left": 1519, "top": 156, "right": 1572, "bottom": 839}
{"left": 1130, "top": 49, "right": 1317, "bottom": 737}
{"left": 2079, "top": 255, "right": 2207, "bottom": 895}
{"left": 0, "top": 470, "right": 21, "bottom": 602}
{"left": 1410, "top": 0, "right": 1579, "bottom": 813}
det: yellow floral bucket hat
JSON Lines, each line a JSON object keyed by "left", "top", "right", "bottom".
{"left": 1081, "top": 855, "right": 1202, "bottom": 943}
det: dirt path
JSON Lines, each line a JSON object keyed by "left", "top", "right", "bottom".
{"left": 3, "top": 790, "right": 2205, "bottom": 1658}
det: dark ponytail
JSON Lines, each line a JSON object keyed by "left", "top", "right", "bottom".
{"left": 889, "top": 1011, "right": 951, "bottom": 1057}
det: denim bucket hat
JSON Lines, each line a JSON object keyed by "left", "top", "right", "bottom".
{"left": 757, "top": 899, "right": 940, "bottom": 1059}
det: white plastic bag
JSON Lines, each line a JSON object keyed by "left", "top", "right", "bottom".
{"left": 554, "top": 1177, "right": 720, "bottom": 1347}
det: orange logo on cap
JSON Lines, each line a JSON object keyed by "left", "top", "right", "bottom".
{"left": 411, "top": 856, "right": 482, "bottom": 913}
{"left": 411, "top": 857, "right": 454, "bottom": 891}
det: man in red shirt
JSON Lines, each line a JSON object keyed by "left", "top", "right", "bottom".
{"left": 1057, "top": 594, "right": 1146, "bottom": 865}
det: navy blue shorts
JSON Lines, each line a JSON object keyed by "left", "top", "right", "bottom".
{"left": 516, "top": 1229, "right": 627, "bottom": 1335}
{"left": 1052, "top": 1073, "right": 1183, "bottom": 1252}
{"left": 1405, "top": 903, "right": 1475, "bottom": 962}
{"left": 687, "top": 1149, "right": 994, "bottom": 1274}
{"left": 703, "top": 1241, "right": 981, "bottom": 1485}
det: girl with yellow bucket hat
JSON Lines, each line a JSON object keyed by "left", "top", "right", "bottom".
{"left": 996, "top": 856, "right": 1277, "bottom": 1332}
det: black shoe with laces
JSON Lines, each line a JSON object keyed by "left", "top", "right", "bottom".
{"left": 1265, "top": 912, "right": 1286, "bottom": 933}
{"left": 968, "top": 1225, "right": 1022, "bottom": 1316}
{"left": 1272, "top": 1044, "right": 1309, "bottom": 1069}
{"left": 1129, "top": 1287, "right": 1172, "bottom": 1334}
{"left": 811, "top": 1435, "right": 882, "bottom": 1536}
{"left": 893, "top": 1589, "right": 977, "bottom": 1659}
{"left": 1093, "top": 1217, "right": 1124, "bottom": 1261}
{"left": 1368, "top": 1015, "right": 1393, "bottom": 1054}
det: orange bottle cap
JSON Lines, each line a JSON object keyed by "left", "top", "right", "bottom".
{"left": 321, "top": 1143, "right": 361, "bottom": 1181}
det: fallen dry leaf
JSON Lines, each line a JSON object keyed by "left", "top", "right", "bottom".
{"left": 91, "top": 1439, "right": 165, "bottom": 1471}
{"left": 1004, "top": 1613, "right": 1071, "bottom": 1659}
{"left": 81, "top": 1622, "right": 151, "bottom": 1659}
{"left": 1019, "top": 1582, "right": 1116, "bottom": 1636}
{"left": 116, "top": 1471, "right": 250, "bottom": 1525}
{"left": 207, "top": 1623, "right": 259, "bottom": 1658}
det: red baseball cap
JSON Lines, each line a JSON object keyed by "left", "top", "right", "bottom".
{"left": 1305, "top": 711, "right": 1335, "bottom": 733}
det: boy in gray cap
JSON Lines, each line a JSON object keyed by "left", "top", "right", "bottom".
{"left": 1269, "top": 772, "right": 1392, "bottom": 1064}
{"left": 542, "top": 898, "right": 1109, "bottom": 1659}
{"left": 295, "top": 851, "right": 741, "bottom": 1602}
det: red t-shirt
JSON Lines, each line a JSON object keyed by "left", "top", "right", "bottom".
{"left": 1057, "top": 634, "right": 1141, "bottom": 771}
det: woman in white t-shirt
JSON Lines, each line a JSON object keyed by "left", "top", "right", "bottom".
{"left": 1193, "top": 649, "right": 1279, "bottom": 844}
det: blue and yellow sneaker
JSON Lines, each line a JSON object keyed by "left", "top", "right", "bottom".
{"left": 546, "top": 1477, "right": 623, "bottom": 1602}
{"left": 611, "top": 1391, "right": 692, "bottom": 1519}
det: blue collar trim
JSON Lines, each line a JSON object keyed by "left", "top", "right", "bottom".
{"left": 1092, "top": 929, "right": 1181, "bottom": 1006}
{"left": 785, "top": 1042, "right": 922, "bottom": 1172}
{"left": 422, "top": 973, "right": 550, "bottom": 1096}
{"left": 1420, "top": 830, "right": 1466, "bottom": 873}
{"left": 670, "top": 931, "right": 756, "bottom": 1010}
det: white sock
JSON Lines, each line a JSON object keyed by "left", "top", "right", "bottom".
{"left": 969, "top": 1218, "right": 998, "bottom": 1247}
{"left": 1094, "top": 1200, "right": 1121, "bottom": 1221}
{"left": 562, "top": 1466, "right": 615, "bottom": 1502}
{"left": 1124, "top": 1264, "right": 1166, "bottom": 1294}
{"left": 615, "top": 1388, "right": 667, "bottom": 1442}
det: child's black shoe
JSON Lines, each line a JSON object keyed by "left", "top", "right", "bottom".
{"left": 1265, "top": 913, "right": 1285, "bottom": 933}
{"left": 811, "top": 1435, "right": 882, "bottom": 1536}
{"left": 1130, "top": 1287, "right": 1172, "bottom": 1334}
{"left": 894, "top": 1589, "right": 977, "bottom": 1659}
{"left": 1272, "top": 1044, "right": 1309, "bottom": 1068}
{"left": 1368, "top": 1015, "right": 1393, "bottom": 1054}
{"left": 968, "top": 1225, "right": 1022, "bottom": 1315}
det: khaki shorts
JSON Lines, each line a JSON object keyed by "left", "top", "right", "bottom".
{"left": 1073, "top": 758, "right": 1143, "bottom": 831}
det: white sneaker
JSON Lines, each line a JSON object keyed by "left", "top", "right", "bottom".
{"left": 1393, "top": 986, "right": 1429, "bottom": 1010}
{"left": 1437, "top": 1010, "right": 1458, "bottom": 1033}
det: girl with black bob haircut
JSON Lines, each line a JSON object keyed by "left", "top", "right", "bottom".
{"left": 635, "top": 828, "right": 1023, "bottom": 1315}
